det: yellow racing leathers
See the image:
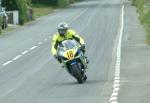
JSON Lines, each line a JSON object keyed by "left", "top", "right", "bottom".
{"left": 51, "top": 29, "right": 85, "bottom": 56}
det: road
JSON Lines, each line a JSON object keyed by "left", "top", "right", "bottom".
{"left": 0, "top": 0, "right": 122, "bottom": 103}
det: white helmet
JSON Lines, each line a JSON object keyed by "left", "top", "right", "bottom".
{"left": 57, "top": 22, "right": 68, "bottom": 36}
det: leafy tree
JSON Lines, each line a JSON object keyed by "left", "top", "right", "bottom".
{"left": 0, "top": 17, "right": 3, "bottom": 34}
{"left": 15, "top": 0, "right": 28, "bottom": 25}
{"left": 58, "top": 0, "right": 69, "bottom": 8}
{"left": 2, "top": 0, "right": 28, "bottom": 25}
{"left": 31, "top": 0, "right": 58, "bottom": 5}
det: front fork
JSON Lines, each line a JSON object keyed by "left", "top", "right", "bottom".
{"left": 63, "top": 57, "right": 87, "bottom": 75}
{"left": 80, "top": 54, "right": 88, "bottom": 69}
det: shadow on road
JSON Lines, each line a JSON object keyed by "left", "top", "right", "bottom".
{"left": 54, "top": 79, "right": 104, "bottom": 86}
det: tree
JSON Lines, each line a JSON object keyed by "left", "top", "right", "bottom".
{"left": 58, "top": 0, "right": 69, "bottom": 8}
{"left": 31, "top": 0, "right": 58, "bottom": 5}
{"left": 15, "top": 0, "right": 28, "bottom": 25}
{"left": 2, "top": 0, "right": 18, "bottom": 10}
{"left": 2, "top": 0, "right": 28, "bottom": 25}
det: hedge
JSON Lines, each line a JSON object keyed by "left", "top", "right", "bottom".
{"left": 132, "top": 0, "right": 150, "bottom": 44}
{"left": 0, "top": 17, "right": 3, "bottom": 34}
{"left": 2, "top": 0, "right": 29, "bottom": 25}
{"left": 32, "top": 0, "right": 83, "bottom": 7}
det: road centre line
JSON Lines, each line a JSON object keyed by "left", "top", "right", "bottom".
{"left": 2, "top": 61, "right": 12, "bottom": 66}
{"left": 12, "top": 55, "right": 22, "bottom": 61}
{"left": 30, "top": 46, "right": 37, "bottom": 50}
{"left": 22, "top": 50, "right": 29, "bottom": 55}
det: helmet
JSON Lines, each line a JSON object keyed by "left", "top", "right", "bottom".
{"left": 57, "top": 22, "right": 68, "bottom": 37}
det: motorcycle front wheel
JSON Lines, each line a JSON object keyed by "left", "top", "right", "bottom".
{"left": 71, "top": 63, "right": 85, "bottom": 84}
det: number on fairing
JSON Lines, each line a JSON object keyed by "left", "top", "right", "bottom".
{"left": 67, "top": 51, "right": 73, "bottom": 59}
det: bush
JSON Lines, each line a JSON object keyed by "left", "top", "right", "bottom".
{"left": 2, "top": 0, "right": 18, "bottom": 10}
{"left": 0, "top": 17, "right": 3, "bottom": 34}
{"left": 15, "top": 0, "right": 28, "bottom": 25}
{"left": 32, "top": 0, "right": 58, "bottom": 5}
{"left": 58, "top": 0, "right": 70, "bottom": 8}
{"left": 31, "top": 0, "right": 82, "bottom": 8}
{"left": 2, "top": 0, "right": 28, "bottom": 25}
{"left": 132, "top": 0, "right": 150, "bottom": 44}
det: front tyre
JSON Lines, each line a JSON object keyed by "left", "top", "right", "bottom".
{"left": 71, "top": 64, "right": 84, "bottom": 84}
{"left": 78, "top": 74, "right": 87, "bottom": 83}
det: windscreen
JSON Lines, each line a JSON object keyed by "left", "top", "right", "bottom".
{"left": 58, "top": 40, "right": 79, "bottom": 52}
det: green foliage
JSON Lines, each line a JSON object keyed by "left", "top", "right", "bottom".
{"left": 32, "top": 0, "right": 58, "bottom": 5}
{"left": 32, "top": 4, "right": 54, "bottom": 18}
{"left": 1, "top": 0, "right": 83, "bottom": 25}
{"left": 0, "top": 17, "right": 3, "bottom": 34}
{"left": 15, "top": 0, "right": 28, "bottom": 25}
{"left": 58, "top": 0, "right": 69, "bottom": 8}
{"left": 31, "top": 0, "right": 81, "bottom": 7}
{"left": 2, "top": 0, "right": 17, "bottom": 10}
{"left": 2, "top": 0, "right": 28, "bottom": 25}
{"left": 132, "top": 0, "right": 150, "bottom": 44}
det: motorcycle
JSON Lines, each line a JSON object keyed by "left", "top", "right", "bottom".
{"left": 57, "top": 39, "right": 88, "bottom": 84}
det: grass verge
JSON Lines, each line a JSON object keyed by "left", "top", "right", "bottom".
{"left": 131, "top": 0, "right": 150, "bottom": 44}
{"left": 32, "top": 4, "right": 55, "bottom": 19}
{"left": 0, "top": 25, "right": 20, "bottom": 37}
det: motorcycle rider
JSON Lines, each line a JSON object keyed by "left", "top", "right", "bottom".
{"left": 51, "top": 22, "right": 89, "bottom": 64}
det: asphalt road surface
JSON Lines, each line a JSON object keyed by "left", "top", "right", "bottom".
{"left": 0, "top": 0, "right": 123, "bottom": 103}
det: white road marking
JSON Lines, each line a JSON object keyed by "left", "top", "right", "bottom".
{"left": 2, "top": 61, "right": 12, "bottom": 66}
{"left": 115, "top": 68, "right": 120, "bottom": 71}
{"left": 22, "top": 50, "right": 28, "bottom": 55}
{"left": 112, "top": 92, "right": 118, "bottom": 97}
{"left": 12, "top": 55, "right": 22, "bottom": 61}
{"left": 113, "top": 84, "right": 120, "bottom": 88}
{"left": 38, "top": 42, "right": 42, "bottom": 45}
{"left": 115, "top": 74, "right": 120, "bottom": 77}
{"left": 110, "top": 97, "right": 117, "bottom": 102}
{"left": 110, "top": 4, "right": 124, "bottom": 103}
{"left": 114, "top": 80, "right": 120, "bottom": 84}
{"left": 30, "top": 46, "right": 37, "bottom": 50}
{"left": 44, "top": 38, "right": 48, "bottom": 42}
{"left": 114, "top": 77, "right": 120, "bottom": 80}
{"left": 113, "top": 88, "right": 120, "bottom": 93}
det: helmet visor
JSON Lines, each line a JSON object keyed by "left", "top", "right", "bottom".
{"left": 58, "top": 29, "right": 66, "bottom": 36}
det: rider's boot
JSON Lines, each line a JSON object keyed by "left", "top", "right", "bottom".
{"left": 85, "top": 56, "right": 89, "bottom": 64}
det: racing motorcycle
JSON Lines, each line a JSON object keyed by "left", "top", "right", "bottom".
{"left": 57, "top": 39, "right": 88, "bottom": 84}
